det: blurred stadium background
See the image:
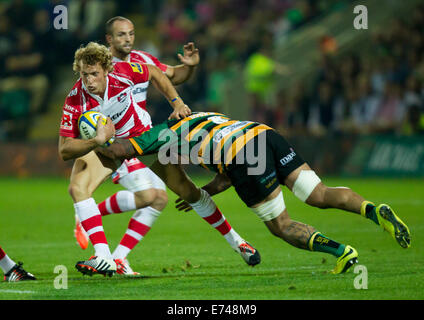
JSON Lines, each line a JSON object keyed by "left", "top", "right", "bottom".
{"left": 0, "top": 0, "right": 423, "bottom": 179}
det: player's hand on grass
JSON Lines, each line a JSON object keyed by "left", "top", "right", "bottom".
{"left": 175, "top": 197, "right": 193, "bottom": 212}
{"left": 95, "top": 117, "right": 115, "bottom": 146}
{"left": 169, "top": 104, "right": 192, "bottom": 120}
{"left": 178, "top": 42, "right": 199, "bottom": 67}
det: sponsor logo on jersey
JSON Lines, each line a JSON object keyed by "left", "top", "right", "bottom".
{"left": 280, "top": 148, "right": 296, "bottom": 166}
{"left": 60, "top": 111, "right": 73, "bottom": 130}
{"left": 64, "top": 104, "right": 77, "bottom": 113}
{"left": 130, "top": 62, "right": 144, "bottom": 74}
{"left": 260, "top": 171, "right": 276, "bottom": 184}
{"left": 265, "top": 177, "right": 277, "bottom": 189}
{"left": 110, "top": 84, "right": 125, "bottom": 89}
{"left": 108, "top": 105, "right": 129, "bottom": 121}
{"left": 132, "top": 87, "right": 147, "bottom": 95}
{"left": 213, "top": 121, "right": 249, "bottom": 143}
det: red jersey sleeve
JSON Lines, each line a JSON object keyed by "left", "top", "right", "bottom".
{"left": 59, "top": 86, "right": 82, "bottom": 138}
{"left": 114, "top": 62, "right": 150, "bottom": 85}
{"left": 138, "top": 51, "right": 168, "bottom": 73}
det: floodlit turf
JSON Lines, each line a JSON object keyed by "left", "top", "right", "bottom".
{"left": 0, "top": 176, "right": 423, "bottom": 300}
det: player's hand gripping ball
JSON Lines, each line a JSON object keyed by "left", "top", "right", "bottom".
{"left": 78, "top": 111, "right": 115, "bottom": 147}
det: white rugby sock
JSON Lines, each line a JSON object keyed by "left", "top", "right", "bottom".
{"left": 190, "top": 189, "right": 243, "bottom": 250}
{"left": 98, "top": 190, "right": 136, "bottom": 216}
{"left": 112, "top": 207, "right": 161, "bottom": 259}
{"left": 74, "top": 198, "right": 112, "bottom": 258}
{"left": 0, "top": 253, "right": 16, "bottom": 274}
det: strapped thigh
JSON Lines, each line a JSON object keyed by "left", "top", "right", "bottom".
{"left": 250, "top": 191, "right": 285, "bottom": 222}
{"left": 292, "top": 170, "right": 321, "bottom": 202}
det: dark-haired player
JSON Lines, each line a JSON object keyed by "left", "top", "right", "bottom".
{"left": 98, "top": 111, "right": 411, "bottom": 274}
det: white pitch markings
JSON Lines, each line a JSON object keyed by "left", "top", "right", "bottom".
{"left": 0, "top": 289, "right": 35, "bottom": 294}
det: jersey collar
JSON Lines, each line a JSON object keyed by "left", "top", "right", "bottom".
{"left": 81, "top": 76, "right": 110, "bottom": 104}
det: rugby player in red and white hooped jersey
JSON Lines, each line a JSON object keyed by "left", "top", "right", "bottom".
{"left": 71, "top": 17, "right": 260, "bottom": 276}
{"left": 72, "top": 16, "right": 200, "bottom": 275}
{"left": 59, "top": 42, "right": 192, "bottom": 276}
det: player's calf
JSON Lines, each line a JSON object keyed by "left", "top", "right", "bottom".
{"left": 306, "top": 183, "right": 364, "bottom": 214}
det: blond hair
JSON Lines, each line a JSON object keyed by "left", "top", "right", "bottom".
{"left": 73, "top": 42, "right": 114, "bottom": 73}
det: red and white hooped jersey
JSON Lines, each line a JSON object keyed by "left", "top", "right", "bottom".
{"left": 112, "top": 50, "right": 168, "bottom": 105}
{"left": 59, "top": 61, "right": 153, "bottom": 139}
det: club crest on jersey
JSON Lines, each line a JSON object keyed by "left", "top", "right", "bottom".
{"left": 117, "top": 92, "right": 127, "bottom": 103}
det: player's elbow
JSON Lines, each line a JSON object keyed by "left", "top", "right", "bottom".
{"left": 170, "top": 77, "right": 183, "bottom": 86}
{"left": 58, "top": 137, "right": 74, "bottom": 161}
{"left": 58, "top": 148, "right": 72, "bottom": 161}
{"left": 58, "top": 142, "right": 70, "bottom": 161}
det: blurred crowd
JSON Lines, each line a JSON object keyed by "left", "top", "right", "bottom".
{"left": 0, "top": 0, "right": 118, "bottom": 139}
{"left": 0, "top": 0, "right": 423, "bottom": 141}
{"left": 269, "top": 3, "right": 424, "bottom": 137}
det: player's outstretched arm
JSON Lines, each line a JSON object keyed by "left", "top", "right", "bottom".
{"left": 166, "top": 42, "right": 199, "bottom": 85}
{"left": 147, "top": 64, "right": 191, "bottom": 120}
{"left": 58, "top": 118, "right": 115, "bottom": 161}
{"left": 96, "top": 138, "right": 136, "bottom": 161}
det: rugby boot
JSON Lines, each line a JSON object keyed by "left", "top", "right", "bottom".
{"left": 75, "top": 256, "right": 116, "bottom": 277}
{"left": 74, "top": 215, "right": 89, "bottom": 250}
{"left": 4, "top": 262, "right": 36, "bottom": 282}
{"left": 236, "top": 241, "right": 261, "bottom": 266}
{"left": 376, "top": 204, "right": 411, "bottom": 248}
{"left": 331, "top": 245, "right": 358, "bottom": 274}
{"left": 115, "top": 258, "right": 140, "bottom": 276}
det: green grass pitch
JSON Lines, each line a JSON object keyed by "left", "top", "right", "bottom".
{"left": 0, "top": 176, "right": 423, "bottom": 300}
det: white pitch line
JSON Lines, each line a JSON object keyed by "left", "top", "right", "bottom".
{"left": 0, "top": 289, "right": 35, "bottom": 294}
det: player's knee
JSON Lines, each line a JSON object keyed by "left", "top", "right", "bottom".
{"left": 327, "top": 186, "right": 352, "bottom": 208}
{"left": 254, "top": 192, "right": 290, "bottom": 238}
{"left": 264, "top": 209, "right": 292, "bottom": 239}
{"left": 134, "top": 189, "right": 158, "bottom": 208}
{"left": 305, "top": 183, "right": 329, "bottom": 208}
{"left": 152, "top": 189, "right": 168, "bottom": 211}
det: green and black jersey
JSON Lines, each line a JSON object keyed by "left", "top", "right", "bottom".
{"left": 129, "top": 112, "right": 272, "bottom": 173}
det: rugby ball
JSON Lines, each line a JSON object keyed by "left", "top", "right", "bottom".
{"left": 78, "top": 111, "right": 115, "bottom": 147}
